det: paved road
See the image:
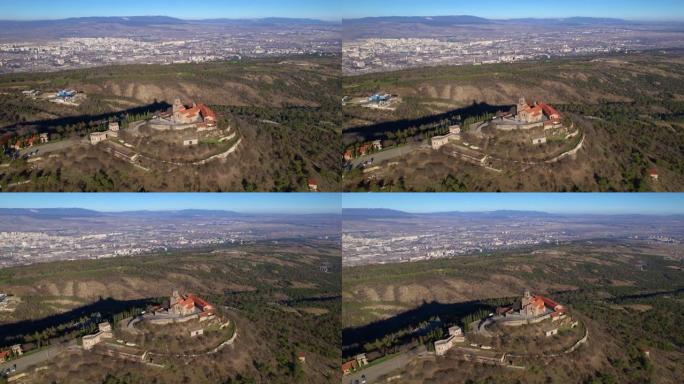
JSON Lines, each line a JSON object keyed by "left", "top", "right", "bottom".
{"left": 345, "top": 346, "right": 427, "bottom": 384}
{"left": 18, "top": 139, "right": 79, "bottom": 158}
{"left": 0, "top": 345, "right": 62, "bottom": 375}
{"left": 351, "top": 143, "right": 424, "bottom": 168}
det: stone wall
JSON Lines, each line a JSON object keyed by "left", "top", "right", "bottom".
{"left": 501, "top": 313, "right": 551, "bottom": 327}
{"left": 147, "top": 313, "right": 199, "bottom": 325}
{"left": 149, "top": 122, "right": 198, "bottom": 131}
{"left": 494, "top": 121, "right": 543, "bottom": 131}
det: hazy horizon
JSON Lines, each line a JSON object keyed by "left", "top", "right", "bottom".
{"left": 339, "top": 0, "right": 684, "bottom": 21}
{"left": 0, "top": 15, "right": 341, "bottom": 22}
{"left": 342, "top": 193, "right": 684, "bottom": 215}
{"left": 0, "top": 0, "right": 342, "bottom": 21}
{"left": 341, "top": 15, "right": 684, "bottom": 23}
{"left": 0, "top": 193, "right": 342, "bottom": 214}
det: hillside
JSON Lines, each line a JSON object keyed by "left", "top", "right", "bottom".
{"left": 342, "top": 240, "right": 684, "bottom": 383}
{"left": 0, "top": 57, "right": 341, "bottom": 191}
{"left": 342, "top": 52, "right": 684, "bottom": 192}
{"left": 0, "top": 240, "right": 341, "bottom": 384}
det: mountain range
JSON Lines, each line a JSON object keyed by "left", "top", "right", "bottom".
{"left": 342, "top": 208, "right": 684, "bottom": 220}
{"left": 0, "top": 208, "right": 341, "bottom": 219}
{"left": 0, "top": 16, "right": 339, "bottom": 41}
{"left": 343, "top": 15, "right": 684, "bottom": 39}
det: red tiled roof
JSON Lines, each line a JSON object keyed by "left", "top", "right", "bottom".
{"left": 308, "top": 178, "right": 317, "bottom": 186}
{"left": 649, "top": 168, "right": 658, "bottom": 176}
{"left": 174, "top": 293, "right": 215, "bottom": 315}
{"left": 529, "top": 105, "right": 543, "bottom": 116}
{"left": 539, "top": 296, "right": 560, "bottom": 309}
{"left": 531, "top": 296, "right": 545, "bottom": 310}
{"left": 179, "top": 106, "right": 201, "bottom": 118}
{"left": 540, "top": 103, "right": 561, "bottom": 118}
{"left": 341, "top": 360, "right": 357, "bottom": 372}
{"left": 198, "top": 104, "right": 216, "bottom": 120}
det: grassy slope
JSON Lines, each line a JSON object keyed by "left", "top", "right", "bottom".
{"left": 0, "top": 240, "right": 341, "bottom": 384}
{"left": 0, "top": 57, "right": 341, "bottom": 192}
{"left": 342, "top": 241, "right": 684, "bottom": 383}
{"left": 342, "top": 52, "right": 684, "bottom": 192}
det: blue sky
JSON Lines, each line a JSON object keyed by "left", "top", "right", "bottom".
{"left": 0, "top": 0, "right": 341, "bottom": 21}
{"left": 342, "top": 193, "right": 684, "bottom": 215}
{"left": 341, "top": 0, "right": 684, "bottom": 21}
{"left": 0, "top": 193, "right": 341, "bottom": 214}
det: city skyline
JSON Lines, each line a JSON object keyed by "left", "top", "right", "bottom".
{"left": 0, "top": 193, "right": 341, "bottom": 214}
{"left": 342, "top": 193, "right": 684, "bottom": 215}
{"left": 340, "top": 0, "right": 684, "bottom": 21}
{"left": 0, "top": 0, "right": 341, "bottom": 21}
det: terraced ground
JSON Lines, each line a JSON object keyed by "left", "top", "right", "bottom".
{"left": 342, "top": 241, "right": 684, "bottom": 383}
{"left": 0, "top": 56, "right": 341, "bottom": 191}
{"left": 0, "top": 240, "right": 341, "bottom": 384}
{"left": 342, "top": 52, "right": 684, "bottom": 191}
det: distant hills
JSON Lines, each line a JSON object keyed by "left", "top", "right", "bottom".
{"left": 0, "top": 208, "right": 343, "bottom": 219}
{"left": 346, "top": 15, "right": 492, "bottom": 25}
{"left": 342, "top": 208, "right": 684, "bottom": 219}
{"left": 342, "top": 208, "right": 556, "bottom": 219}
{"left": 344, "top": 15, "right": 665, "bottom": 25}
{"left": 0, "top": 16, "right": 339, "bottom": 41}
{"left": 343, "top": 15, "right": 684, "bottom": 39}
{"left": 0, "top": 16, "right": 339, "bottom": 26}
{"left": 0, "top": 208, "right": 241, "bottom": 219}
{"left": 342, "top": 208, "right": 415, "bottom": 219}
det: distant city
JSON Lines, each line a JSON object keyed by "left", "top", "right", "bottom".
{"left": 342, "top": 16, "right": 684, "bottom": 74}
{"left": 0, "top": 17, "right": 341, "bottom": 73}
{"left": 0, "top": 209, "right": 339, "bottom": 268}
{"left": 342, "top": 210, "right": 684, "bottom": 266}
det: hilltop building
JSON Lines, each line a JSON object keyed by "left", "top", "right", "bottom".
{"left": 172, "top": 98, "right": 217, "bottom": 128}
{"left": 489, "top": 97, "right": 564, "bottom": 131}
{"left": 82, "top": 322, "right": 113, "bottom": 350}
{"left": 515, "top": 97, "right": 562, "bottom": 128}
{"left": 434, "top": 325, "right": 466, "bottom": 356}
{"left": 494, "top": 290, "right": 567, "bottom": 327}
{"left": 89, "top": 121, "right": 121, "bottom": 145}
{"left": 430, "top": 124, "right": 461, "bottom": 150}
{"left": 169, "top": 289, "right": 215, "bottom": 318}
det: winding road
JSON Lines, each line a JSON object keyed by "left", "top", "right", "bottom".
{"left": 345, "top": 346, "right": 427, "bottom": 384}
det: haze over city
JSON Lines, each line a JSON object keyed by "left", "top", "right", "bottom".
{"left": 340, "top": 0, "right": 684, "bottom": 21}
{"left": 342, "top": 194, "right": 684, "bottom": 266}
{"left": 0, "top": 0, "right": 341, "bottom": 21}
{"left": 342, "top": 193, "right": 684, "bottom": 215}
{"left": 0, "top": 193, "right": 341, "bottom": 214}
{"left": 0, "top": 193, "right": 341, "bottom": 268}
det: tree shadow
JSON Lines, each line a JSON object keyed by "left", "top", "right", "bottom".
{"left": 343, "top": 101, "right": 512, "bottom": 145}
{"left": 342, "top": 299, "right": 495, "bottom": 357}
{"left": 2, "top": 101, "right": 172, "bottom": 134}
{"left": 0, "top": 297, "right": 159, "bottom": 348}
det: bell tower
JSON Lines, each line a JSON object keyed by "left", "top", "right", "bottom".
{"left": 173, "top": 98, "right": 183, "bottom": 119}
{"left": 517, "top": 97, "right": 527, "bottom": 113}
